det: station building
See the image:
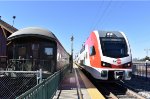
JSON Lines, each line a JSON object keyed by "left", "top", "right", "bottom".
{"left": 0, "top": 19, "right": 17, "bottom": 67}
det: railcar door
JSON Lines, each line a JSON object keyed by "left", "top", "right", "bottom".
{"left": 40, "top": 41, "right": 56, "bottom": 73}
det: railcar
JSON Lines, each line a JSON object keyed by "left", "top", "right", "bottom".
{"left": 7, "top": 27, "right": 69, "bottom": 77}
{"left": 76, "top": 30, "right": 132, "bottom": 80}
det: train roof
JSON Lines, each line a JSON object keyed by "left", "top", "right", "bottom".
{"left": 7, "top": 27, "right": 56, "bottom": 40}
{"left": 97, "top": 30, "right": 124, "bottom": 38}
{"left": 7, "top": 27, "right": 69, "bottom": 54}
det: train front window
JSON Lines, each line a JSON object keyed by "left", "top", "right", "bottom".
{"left": 45, "top": 48, "right": 53, "bottom": 56}
{"left": 100, "top": 37, "right": 128, "bottom": 58}
{"left": 13, "top": 43, "right": 28, "bottom": 59}
{"left": 18, "top": 47, "right": 26, "bottom": 57}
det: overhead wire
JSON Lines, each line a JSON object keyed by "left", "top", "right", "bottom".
{"left": 81, "top": 0, "right": 113, "bottom": 51}
{"left": 88, "top": 0, "right": 113, "bottom": 33}
{"left": 93, "top": 0, "right": 113, "bottom": 30}
{"left": 88, "top": 0, "right": 105, "bottom": 34}
{"left": 99, "top": 1, "right": 125, "bottom": 30}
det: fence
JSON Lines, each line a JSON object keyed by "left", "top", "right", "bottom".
{"left": 132, "top": 61, "right": 150, "bottom": 80}
{"left": 16, "top": 65, "right": 69, "bottom": 99}
{"left": 0, "top": 69, "right": 42, "bottom": 99}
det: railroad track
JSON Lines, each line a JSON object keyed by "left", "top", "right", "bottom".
{"left": 80, "top": 68, "right": 146, "bottom": 99}
{"left": 97, "top": 82, "right": 145, "bottom": 99}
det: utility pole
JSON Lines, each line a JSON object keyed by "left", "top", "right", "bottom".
{"left": 70, "top": 35, "right": 74, "bottom": 73}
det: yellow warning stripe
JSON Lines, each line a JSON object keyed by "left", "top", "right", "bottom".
{"left": 77, "top": 68, "right": 105, "bottom": 99}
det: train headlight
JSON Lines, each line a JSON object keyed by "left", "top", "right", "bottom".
{"left": 123, "top": 62, "right": 132, "bottom": 68}
{"left": 103, "top": 63, "right": 106, "bottom": 66}
{"left": 101, "top": 61, "right": 111, "bottom": 67}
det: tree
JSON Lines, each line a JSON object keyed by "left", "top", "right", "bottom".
{"left": 141, "top": 56, "right": 150, "bottom": 61}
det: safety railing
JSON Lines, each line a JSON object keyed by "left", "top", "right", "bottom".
{"left": 16, "top": 65, "right": 69, "bottom": 99}
{"left": 132, "top": 61, "right": 150, "bottom": 81}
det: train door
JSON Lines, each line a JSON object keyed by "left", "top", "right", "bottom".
{"left": 84, "top": 45, "right": 90, "bottom": 66}
{"left": 40, "top": 41, "right": 56, "bottom": 73}
{"left": 88, "top": 33, "right": 101, "bottom": 68}
{"left": 31, "top": 43, "right": 40, "bottom": 70}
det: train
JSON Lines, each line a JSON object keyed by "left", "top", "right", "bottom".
{"left": 6, "top": 27, "right": 70, "bottom": 77}
{"left": 75, "top": 30, "right": 132, "bottom": 80}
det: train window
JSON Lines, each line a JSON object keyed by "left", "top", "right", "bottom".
{"left": 90, "top": 46, "right": 96, "bottom": 56}
{"left": 32, "top": 44, "right": 39, "bottom": 50}
{"left": 18, "top": 47, "right": 26, "bottom": 56}
{"left": 44, "top": 48, "right": 53, "bottom": 56}
{"left": 100, "top": 37, "right": 128, "bottom": 58}
{"left": 32, "top": 44, "right": 39, "bottom": 58}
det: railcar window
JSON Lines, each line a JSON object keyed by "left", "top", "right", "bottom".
{"left": 16, "top": 44, "right": 28, "bottom": 59}
{"left": 32, "top": 44, "right": 39, "bottom": 58}
{"left": 18, "top": 47, "right": 26, "bottom": 56}
{"left": 90, "top": 46, "right": 96, "bottom": 56}
{"left": 44, "top": 48, "right": 53, "bottom": 56}
{"left": 32, "top": 44, "right": 39, "bottom": 50}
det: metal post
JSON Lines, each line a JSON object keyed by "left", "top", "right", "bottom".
{"left": 36, "top": 70, "right": 39, "bottom": 85}
{"left": 37, "top": 69, "right": 42, "bottom": 84}
{"left": 70, "top": 35, "right": 74, "bottom": 73}
{"left": 39, "top": 69, "right": 42, "bottom": 83}
{"left": 146, "top": 62, "right": 148, "bottom": 81}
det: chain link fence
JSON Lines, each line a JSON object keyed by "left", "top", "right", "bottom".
{"left": 16, "top": 65, "right": 69, "bottom": 99}
{"left": 0, "top": 70, "right": 42, "bottom": 99}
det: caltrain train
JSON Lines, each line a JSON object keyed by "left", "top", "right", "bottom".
{"left": 75, "top": 30, "right": 132, "bottom": 80}
{"left": 7, "top": 27, "right": 69, "bottom": 77}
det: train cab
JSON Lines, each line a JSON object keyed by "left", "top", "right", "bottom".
{"left": 76, "top": 30, "right": 132, "bottom": 81}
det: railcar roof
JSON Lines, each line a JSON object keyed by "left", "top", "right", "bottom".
{"left": 98, "top": 30, "right": 124, "bottom": 37}
{"left": 7, "top": 27, "right": 56, "bottom": 40}
{"left": 7, "top": 27, "right": 69, "bottom": 55}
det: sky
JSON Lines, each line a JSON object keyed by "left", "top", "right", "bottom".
{"left": 0, "top": 0, "right": 150, "bottom": 59}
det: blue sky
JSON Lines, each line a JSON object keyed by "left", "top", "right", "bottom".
{"left": 0, "top": 0, "right": 150, "bottom": 59}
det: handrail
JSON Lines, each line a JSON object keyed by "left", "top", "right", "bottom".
{"left": 16, "top": 65, "right": 69, "bottom": 99}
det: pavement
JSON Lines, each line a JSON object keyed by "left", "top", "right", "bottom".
{"left": 53, "top": 64, "right": 105, "bottom": 99}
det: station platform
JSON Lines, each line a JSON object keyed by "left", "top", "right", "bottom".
{"left": 53, "top": 64, "right": 105, "bottom": 99}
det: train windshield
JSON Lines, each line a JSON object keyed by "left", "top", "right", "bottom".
{"left": 100, "top": 37, "right": 128, "bottom": 58}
